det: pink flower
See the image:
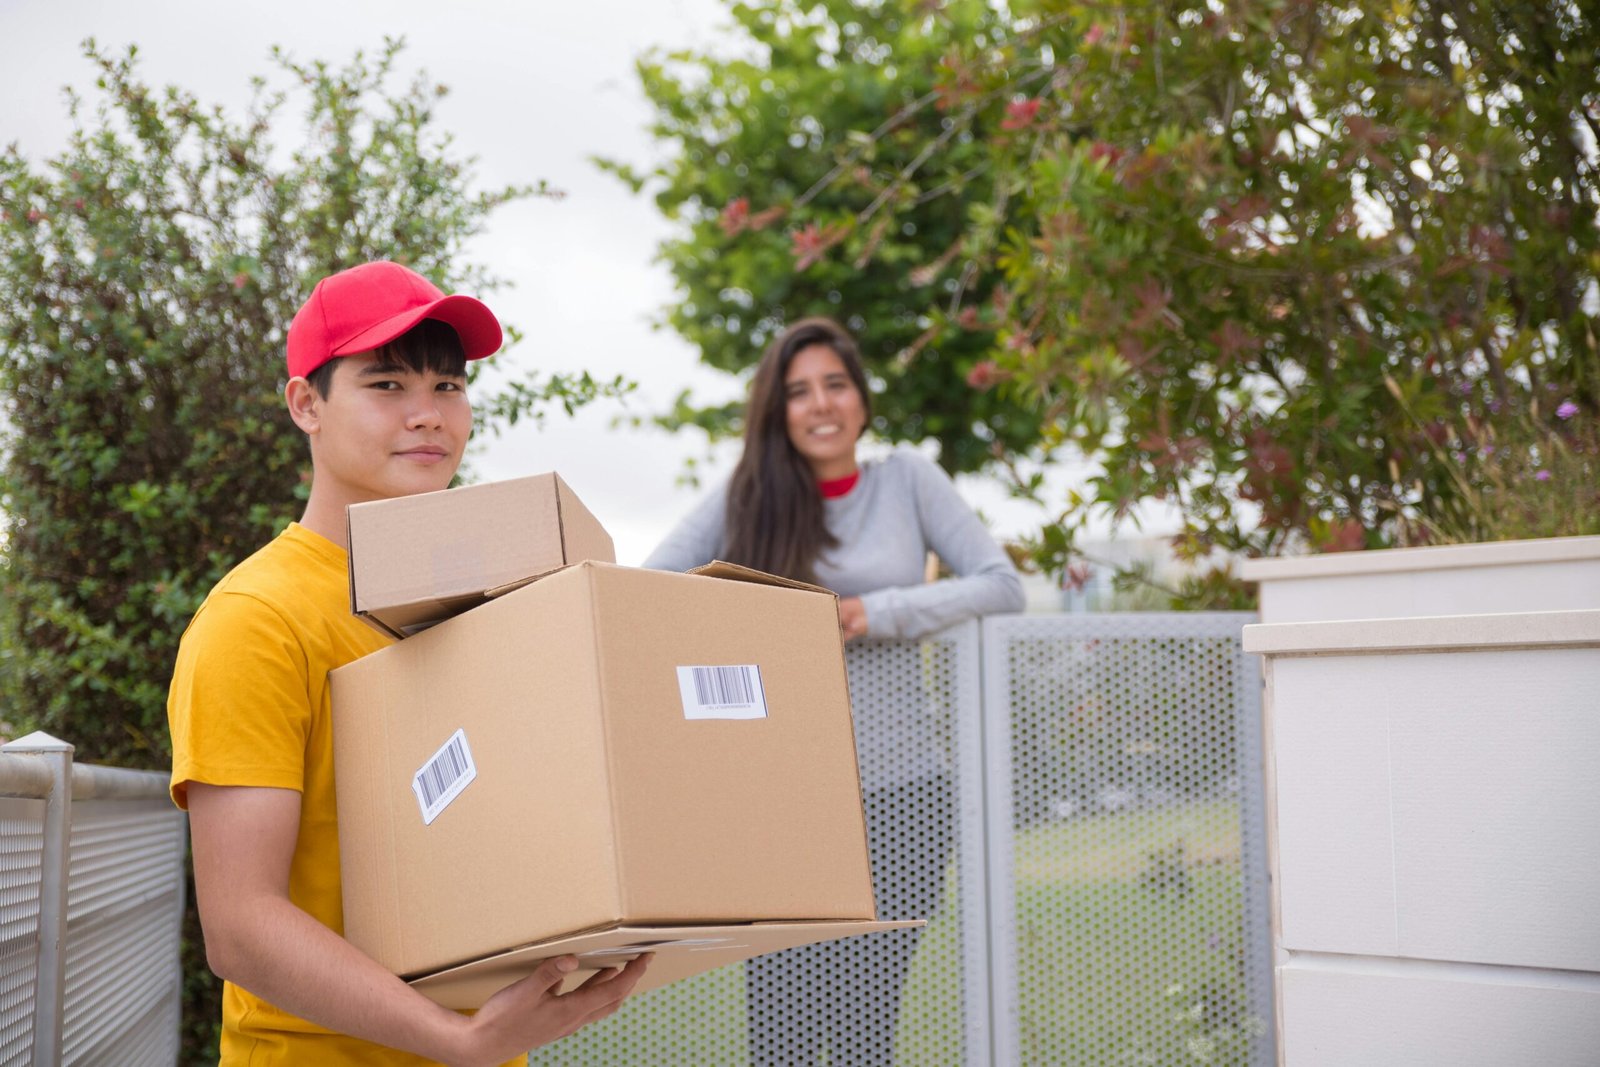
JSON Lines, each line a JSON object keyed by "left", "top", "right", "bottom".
{"left": 1556, "top": 400, "right": 1579, "bottom": 420}
{"left": 1087, "top": 141, "right": 1125, "bottom": 166}
{"left": 1535, "top": 470, "right": 1552, "bottom": 481}
{"left": 1001, "top": 98, "right": 1041, "bottom": 131}
{"left": 1063, "top": 562, "right": 1091, "bottom": 593}
{"left": 966, "top": 360, "right": 1000, "bottom": 390}
{"left": 719, "top": 197, "right": 750, "bottom": 236}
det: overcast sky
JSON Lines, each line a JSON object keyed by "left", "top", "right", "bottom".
{"left": 1, "top": 0, "right": 1091, "bottom": 566}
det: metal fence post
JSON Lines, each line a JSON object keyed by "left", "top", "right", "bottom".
{"left": 979, "top": 616, "right": 1020, "bottom": 1067}
{"left": 2, "top": 731, "right": 73, "bottom": 1067}
{"left": 948, "top": 620, "right": 992, "bottom": 1067}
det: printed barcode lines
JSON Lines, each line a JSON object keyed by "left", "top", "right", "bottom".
{"left": 413, "top": 729, "right": 478, "bottom": 825}
{"left": 691, "top": 665, "right": 758, "bottom": 708}
{"left": 418, "top": 734, "right": 470, "bottom": 808}
{"left": 676, "top": 664, "right": 768, "bottom": 720}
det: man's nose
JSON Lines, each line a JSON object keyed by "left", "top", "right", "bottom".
{"left": 406, "top": 390, "right": 444, "bottom": 430}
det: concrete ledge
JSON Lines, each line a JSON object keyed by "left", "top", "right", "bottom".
{"left": 1240, "top": 536, "right": 1600, "bottom": 582}
{"left": 1243, "top": 609, "right": 1600, "bottom": 656}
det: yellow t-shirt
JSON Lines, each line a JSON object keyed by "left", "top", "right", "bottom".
{"left": 168, "top": 522, "right": 523, "bottom": 1066}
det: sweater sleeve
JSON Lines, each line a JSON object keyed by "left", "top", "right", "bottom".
{"left": 858, "top": 454, "right": 1026, "bottom": 640}
{"left": 642, "top": 482, "right": 729, "bottom": 572}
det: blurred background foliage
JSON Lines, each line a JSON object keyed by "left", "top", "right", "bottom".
{"left": 617, "top": 0, "right": 1599, "bottom": 602}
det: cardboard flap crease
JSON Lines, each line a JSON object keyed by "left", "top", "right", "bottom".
{"left": 688, "top": 560, "right": 834, "bottom": 596}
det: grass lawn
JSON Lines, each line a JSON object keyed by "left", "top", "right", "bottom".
{"left": 530, "top": 796, "right": 1260, "bottom": 1066}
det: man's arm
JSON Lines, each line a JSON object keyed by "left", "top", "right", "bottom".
{"left": 188, "top": 782, "right": 648, "bottom": 1067}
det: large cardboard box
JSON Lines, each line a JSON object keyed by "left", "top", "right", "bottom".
{"left": 332, "top": 560, "right": 908, "bottom": 1005}
{"left": 347, "top": 472, "right": 613, "bottom": 638}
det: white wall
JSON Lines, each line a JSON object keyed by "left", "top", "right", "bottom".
{"left": 1247, "top": 605, "right": 1600, "bottom": 1066}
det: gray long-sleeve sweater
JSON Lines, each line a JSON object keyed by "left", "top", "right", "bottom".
{"left": 643, "top": 447, "right": 1025, "bottom": 638}
{"left": 645, "top": 449, "right": 1024, "bottom": 791}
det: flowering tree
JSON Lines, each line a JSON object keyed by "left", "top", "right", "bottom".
{"left": 604, "top": 0, "right": 1040, "bottom": 473}
{"left": 624, "top": 0, "right": 1599, "bottom": 581}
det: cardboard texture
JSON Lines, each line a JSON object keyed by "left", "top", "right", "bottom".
{"left": 332, "top": 561, "right": 876, "bottom": 983}
{"left": 409, "top": 920, "right": 923, "bottom": 1009}
{"left": 346, "top": 472, "right": 614, "bottom": 638}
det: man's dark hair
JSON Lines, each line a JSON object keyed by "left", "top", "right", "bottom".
{"left": 305, "top": 318, "right": 468, "bottom": 397}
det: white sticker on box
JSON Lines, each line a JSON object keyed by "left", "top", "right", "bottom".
{"left": 413, "top": 728, "right": 477, "bottom": 825}
{"left": 676, "top": 665, "right": 768, "bottom": 720}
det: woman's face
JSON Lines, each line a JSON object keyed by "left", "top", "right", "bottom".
{"left": 783, "top": 343, "right": 866, "bottom": 481}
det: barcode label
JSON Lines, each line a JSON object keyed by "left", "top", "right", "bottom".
{"left": 676, "top": 665, "right": 768, "bottom": 720}
{"left": 412, "top": 728, "right": 478, "bottom": 825}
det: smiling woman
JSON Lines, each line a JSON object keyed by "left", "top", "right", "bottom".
{"left": 782, "top": 339, "right": 869, "bottom": 482}
{"left": 642, "top": 315, "right": 1024, "bottom": 1065}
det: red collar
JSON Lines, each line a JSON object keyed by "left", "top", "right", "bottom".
{"left": 818, "top": 471, "right": 860, "bottom": 499}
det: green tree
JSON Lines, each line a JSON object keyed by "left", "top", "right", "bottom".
{"left": 0, "top": 39, "right": 623, "bottom": 1058}
{"left": 608, "top": 0, "right": 1041, "bottom": 473}
{"left": 627, "top": 0, "right": 1600, "bottom": 579}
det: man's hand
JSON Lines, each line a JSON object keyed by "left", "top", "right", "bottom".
{"left": 453, "top": 954, "right": 650, "bottom": 1067}
{"left": 838, "top": 596, "right": 869, "bottom": 641}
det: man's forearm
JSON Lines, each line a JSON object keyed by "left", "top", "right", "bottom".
{"left": 207, "top": 891, "right": 471, "bottom": 1062}
{"left": 188, "top": 782, "right": 647, "bottom": 1067}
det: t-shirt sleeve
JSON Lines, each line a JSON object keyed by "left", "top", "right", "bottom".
{"left": 858, "top": 452, "right": 1026, "bottom": 639}
{"left": 641, "top": 482, "right": 730, "bottom": 571}
{"left": 167, "top": 591, "right": 314, "bottom": 809}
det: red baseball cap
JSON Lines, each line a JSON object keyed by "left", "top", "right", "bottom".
{"left": 285, "top": 260, "right": 503, "bottom": 379}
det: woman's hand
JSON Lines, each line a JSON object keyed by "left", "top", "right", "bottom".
{"left": 838, "top": 596, "right": 869, "bottom": 641}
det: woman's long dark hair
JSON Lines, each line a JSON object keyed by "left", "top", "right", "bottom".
{"left": 724, "top": 317, "right": 873, "bottom": 584}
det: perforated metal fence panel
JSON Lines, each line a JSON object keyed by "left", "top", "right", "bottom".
{"left": 60, "top": 798, "right": 186, "bottom": 1066}
{"left": 533, "top": 615, "right": 1272, "bottom": 1066}
{"left": 983, "top": 613, "right": 1273, "bottom": 1067}
{"left": 747, "top": 623, "right": 984, "bottom": 1067}
{"left": 0, "top": 797, "right": 45, "bottom": 1067}
{"left": 530, "top": 623, "right": 985, "bottom": 1067}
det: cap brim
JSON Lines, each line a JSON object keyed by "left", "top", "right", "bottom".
{"left": 332, "top": 293, "right": 503, "bottom": 362}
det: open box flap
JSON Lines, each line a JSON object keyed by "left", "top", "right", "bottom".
{"left": 688, "top": 560, "right": 833, "bottom": 596}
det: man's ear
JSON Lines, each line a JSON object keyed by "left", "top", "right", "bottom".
{"left": 285, "top": 376, "right": 322, "bottom": 435}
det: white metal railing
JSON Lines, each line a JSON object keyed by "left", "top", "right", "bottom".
{"left": 0, "top": 612, "right": 1271, "bottom": 1067}
{"left": 532, "top": 613, "right": 1273, "bottom": 1066}
{"left": 0, "top": 733, "right": 186, "bottom": 1067}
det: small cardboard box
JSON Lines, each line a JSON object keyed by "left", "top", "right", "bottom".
{"left": 332, "top": 560, "right": 904, "bottom": 1005}
{"left": 346, "top": 472, "right": 613, "bottom": 638}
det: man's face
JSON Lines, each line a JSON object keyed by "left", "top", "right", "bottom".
{"left": 306, "top": 351, "right": 471, "bottom": 505}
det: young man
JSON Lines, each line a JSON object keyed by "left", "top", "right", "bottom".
{"left": 167, "top": 261, "right": 648, "bottom": 1066}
